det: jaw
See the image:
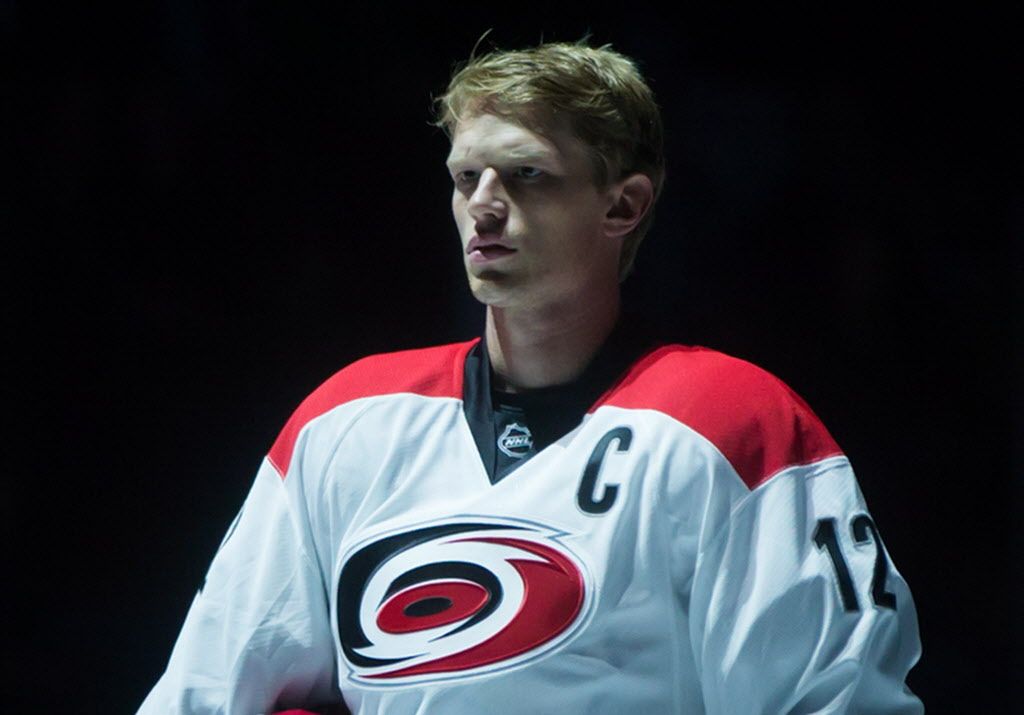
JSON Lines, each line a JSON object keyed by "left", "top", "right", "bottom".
{"left": 465, "top": 265, "right": 615, "bottom": 317}
{"left": 466, "top": 269, "right": 525, "bottom": 308}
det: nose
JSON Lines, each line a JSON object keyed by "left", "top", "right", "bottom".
{"left": 467, "top": 168, "right": 507, "bottom": 224}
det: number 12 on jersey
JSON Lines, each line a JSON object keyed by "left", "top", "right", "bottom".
{"left": 814, "top": 514, "right": 897, "bottom": 613}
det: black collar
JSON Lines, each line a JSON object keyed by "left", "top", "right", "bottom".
{"left": 462, "top": 319, "right": 659, "bottom": 484}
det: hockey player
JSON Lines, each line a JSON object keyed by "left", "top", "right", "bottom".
{"left": 140, "top": 41, "right": 923, "bottom": 714}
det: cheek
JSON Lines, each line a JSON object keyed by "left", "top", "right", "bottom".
{"left": 451, "top": 196, "right": 470, "bottom": 231}
{"left": 550, "top": 202, "right": 605, "bottom": 246}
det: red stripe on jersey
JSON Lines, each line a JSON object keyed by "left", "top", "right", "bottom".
{"left": 268, "top": 340, "right": 478, "bottom": 478}
{"left": 593, "top": 345, "right": 843, "bottom": 490}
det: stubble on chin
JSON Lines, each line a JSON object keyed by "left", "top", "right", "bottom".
{"left": 466, "top": 268, "right": 522, "bottom": 308}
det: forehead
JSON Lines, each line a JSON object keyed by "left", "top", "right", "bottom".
{"left": 446, "top": 113, "right": 583, "bottom": 167}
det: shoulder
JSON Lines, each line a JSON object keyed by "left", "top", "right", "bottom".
{"left": 309, "top": 340, "right": 476, "bottom": 402}
{"left": 268, "top": 339, "right": 478, "bottom": 476}
{"left": 596, "top": 345, "right": 843, "bottom": 490}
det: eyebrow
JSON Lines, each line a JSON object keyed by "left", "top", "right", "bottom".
{"left": 503, "top": 148, "right": 552, "bottom": 163}
{"left": 446, "top": 146, "right": 556, "bottom": 171}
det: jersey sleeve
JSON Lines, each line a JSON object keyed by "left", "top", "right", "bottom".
{"left": 138, "top": 457, "right": 341, "bottom": 714}
{"left": 689, "top": 456, "right": 923, "bottom": 714}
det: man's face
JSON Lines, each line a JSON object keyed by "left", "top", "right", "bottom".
{"left": 446, "top": 112, "right": 620, "bottom": 310}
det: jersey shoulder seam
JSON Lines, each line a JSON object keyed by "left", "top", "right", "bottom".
{"left": 268, "top": 339, "right": 478, "bottom": 478}
{"left": 595, "top": 344, "right": 844, "bottom": 490}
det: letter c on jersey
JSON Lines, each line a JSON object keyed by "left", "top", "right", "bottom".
{"left": 577, "top": 427, "right": 632, "bottom": 514}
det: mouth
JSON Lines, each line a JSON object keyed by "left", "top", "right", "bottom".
{"left": 466, "top": 236, "right": 517, "bottom": 263}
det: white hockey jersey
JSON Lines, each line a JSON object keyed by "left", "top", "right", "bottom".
{"left": 140, "top": 339, "right": 923, "bottom": 714}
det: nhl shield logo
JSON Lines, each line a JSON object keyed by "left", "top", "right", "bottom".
{"left": 497, "top": 422, "right": 533, "bottom": 459}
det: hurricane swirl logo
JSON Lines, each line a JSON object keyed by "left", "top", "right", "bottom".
{"left": 335, "top": 518, "right": 592, "bottom": 685}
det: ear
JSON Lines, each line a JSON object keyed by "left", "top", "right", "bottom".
{"left": 603, "top": 173, "right": 654, "bottom": 239}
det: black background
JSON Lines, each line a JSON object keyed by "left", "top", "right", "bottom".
{"left": 10, "top": 4, "right": 1020, "bottom": 712}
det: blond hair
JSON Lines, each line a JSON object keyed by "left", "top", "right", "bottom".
{"left": 434, "top": 40, "right": 665, "bottom": 279}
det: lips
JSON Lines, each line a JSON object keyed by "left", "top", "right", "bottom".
{"left": 466, "top": 235, "right": 516, "bottom": 263}
{"left": 475, "top": 245, "right": 516, "bottom": 259}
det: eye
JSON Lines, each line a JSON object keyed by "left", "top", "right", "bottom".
{"left": 453, "top": 170, "right": 478, "bottom": 187}
{"left": 515, "top": 166, "right": 543, "bottom": 179}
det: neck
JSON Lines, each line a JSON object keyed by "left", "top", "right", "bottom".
{"left": 485, "top": 288, "right": 621, "bottom": 392}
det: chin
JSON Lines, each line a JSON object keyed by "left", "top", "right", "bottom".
{"left": 468, "top": 283, "right": 513, "bottom": 308}
{"left": 467, "top": 272, "right": 523, "bottom": 308}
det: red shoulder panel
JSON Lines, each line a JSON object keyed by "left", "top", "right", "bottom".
{"left": 593, "top": 345, "right": 843, "bottom": 490}
{"left": 268, "top": 340, "right": 478, "bottom": 477}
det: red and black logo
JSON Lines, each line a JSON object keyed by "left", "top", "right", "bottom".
{"left": 336, "top": 518, "right": 591, "bottom": 685}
